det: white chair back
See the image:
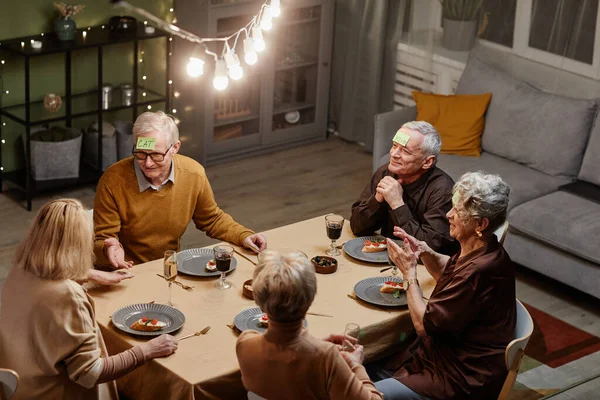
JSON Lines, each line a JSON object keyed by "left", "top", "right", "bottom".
{"left": 87, "top": 208, "right": 94, "bottom": 230}
{"left": 0, "top": 369, "right": 19, "bottom": 400}
{"left": 248, "top": 392, "right": 266, "bottom": 400}
{"left": 497, "top": 299, "right": 534, "bottom": 400}
{"left": 493, "top": 220, "right": 509, "bottom": 245}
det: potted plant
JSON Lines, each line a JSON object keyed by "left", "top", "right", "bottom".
{"left": 439, "top": 0, "right": 483, "bottom": 51}
{"left": 53, "top": 2, "right": 85, "bottom": 41}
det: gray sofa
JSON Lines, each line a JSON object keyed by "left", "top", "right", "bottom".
{"left": 373, "top": 45, "right": 600, "bottom": 299}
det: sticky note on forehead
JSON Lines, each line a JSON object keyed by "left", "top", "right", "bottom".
{"left": 452, "top": 191, "right": 461, "bottom": 206}
{"left": 393, "top": 129, "right": 410, "bottom": 146}
{"left": 136, "top": 137, "right": 156, "bottom": 150}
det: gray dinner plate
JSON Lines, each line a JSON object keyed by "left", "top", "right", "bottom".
{"left": 111, "top": 303, "right": 186, "bottom": 337}
{"left": 353, "top": 277, "right": 408, "bottom": 307}
{"left": 177, "top": 248, "right": 237, "bottom": 277}
{"left": 343, "top": 236, "right": 390, "bottom": 264}
{"left": 234, "top": 307, "right": 308, "bottom": 333}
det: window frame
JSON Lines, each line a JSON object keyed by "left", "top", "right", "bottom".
{"left": 429, "top": 0, "right": 600, "bottom": 78}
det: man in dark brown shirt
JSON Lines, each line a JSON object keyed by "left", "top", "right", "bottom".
{"left": 350, "top": 121, "right": 457, "bottom": 255}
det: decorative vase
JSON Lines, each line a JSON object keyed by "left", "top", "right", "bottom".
{"left": 54, "top": 16, "right": 76, "bottom": 41}
{"left": 441, "top": 18, "right": 478, "bottom": 51}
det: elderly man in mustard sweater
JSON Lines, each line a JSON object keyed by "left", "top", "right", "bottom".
{"left": 91, "top": 111, "right": 267, "bottom": 276}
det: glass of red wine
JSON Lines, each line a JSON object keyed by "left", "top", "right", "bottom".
{"left": 213, "top": 245, "right": 234, "bottom": 290}
{"left": 325, "top": 214, "right": 344, "bottom": 256}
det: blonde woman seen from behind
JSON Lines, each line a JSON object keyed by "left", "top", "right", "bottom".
{"left": 0, "top": 199, "right": 178, "bottom": 400}
{"left": 236, "top": 251, "right": 383, "bottom": 400}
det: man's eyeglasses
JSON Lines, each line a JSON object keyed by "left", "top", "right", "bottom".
{"left": 132, "top": 144, "right": 173, "bottom": 162}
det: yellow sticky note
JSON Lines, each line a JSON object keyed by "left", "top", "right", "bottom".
{"left": 452, "top": 191, "right": 461, "bottom": 206}
{"left": 393, "top": 129, "right": 410, "bottom": 146}
{"left": 136, "top": 137, "right": 156, "bottom": 150}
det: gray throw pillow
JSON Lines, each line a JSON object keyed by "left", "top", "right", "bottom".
{"left": 579, "top": 115, "right": 600, "bottom": 186}
{"left": 457, "top": 55, "right": 598, "bottom": 179}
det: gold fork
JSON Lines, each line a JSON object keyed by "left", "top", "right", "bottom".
{"left": 156, "top": 274, "right": 195, "bottom": 291}
{"left": 179, "top": 326, "right": 211, "bottom": 341}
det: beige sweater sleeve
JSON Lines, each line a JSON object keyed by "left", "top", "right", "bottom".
{"left": 324, "top": 347, "right": 384, "bottom": 400}
{"left": 40, "top": 282, "right": 104, "bottom": 389}
{"left": 97, "top": 346, "right": 146, "bottom": 383}
{"left": 192, "top": 172, "right": 254, "bottom": 246}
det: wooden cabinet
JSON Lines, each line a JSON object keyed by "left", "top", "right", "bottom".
{"left": 174, "top": 0, "right": 333, "bottom": 164}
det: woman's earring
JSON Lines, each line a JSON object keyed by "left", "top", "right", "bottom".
{"left": 476, "top": 231, "right": 483, "bottom": 237}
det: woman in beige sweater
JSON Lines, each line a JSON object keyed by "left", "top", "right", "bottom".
{"left": 236, "top": 251, "right": 383, "bottom": 400}
{"left": 0, "top": 199, "right": 178, "bottom": 399}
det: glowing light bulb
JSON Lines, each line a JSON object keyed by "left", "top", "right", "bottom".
{"left": 224, "top": 50, "right": 243, "bottom": 80}
{"left": 142, "top": 75, "right": 147, "bottom": 80}
{"left": 187, "top": 57, "right": 204, "bottom": 77}
{"left": 187, "top": 48, "right": 205, "bottom": 77}
{"left": 172, "top": 109, "right": 177, "bottom": 113}
{"left": 213, "top": 59, "right": 229, "bottom": 91}
{"left": 147, "top": 105, "right": 152, "bottom": 110}
{"left": 271, "top": 0, "right": 281, "bottom": 17}
{"left": 229, "top": 65, "right": 243, "bottom": 80}
{"left": 244, "top": 37, "right": 258, "bottom": 65}
{"left": 252, "top": 27, "right": 266, "bottom": 52}
{"left": 261, "top": 7, "right": 273, "bottom": 30}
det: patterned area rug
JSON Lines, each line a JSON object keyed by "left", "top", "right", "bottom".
{"left": 510, "top": 304, "right": 600, "bottom": 399}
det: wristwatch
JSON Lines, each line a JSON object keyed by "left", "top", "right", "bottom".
{"left": 402, "top": 279, "right": 419, "bottom": 290}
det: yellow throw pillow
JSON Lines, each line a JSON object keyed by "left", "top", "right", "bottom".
{"left": 412, "top": 91, "right": 492, "bottom": 157}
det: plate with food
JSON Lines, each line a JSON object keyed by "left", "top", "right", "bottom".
{"left": 111, "top": 303, "right": 186, "bottom": 336}
{"left": 177, "top": 248, "right": 237, "bottom": 277}
{"left": 343, "top": 236, "right": 390, "bottom": 263}
{"left": 353, "top": 277, "right": 407, "bottom": 307}
{"left": 233, "top": 307, "right": 308, "bottom": 333}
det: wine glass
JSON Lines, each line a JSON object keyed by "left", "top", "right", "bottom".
{"left": 214, "top": 245, "right": 234, "bottom": 290}
{"left": 387, "top": 251, "right": 399, "bottom": 276}
{"left": 325, "top": 214, "right": 344, "bottom": 256}
{"left": 163, "top": 250, "right": 177, "bottom": 307}
{"left": 342, "top": 323, "right": 361, "bottom": 351}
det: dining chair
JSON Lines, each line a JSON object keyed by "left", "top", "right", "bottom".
{"left": 497, "top": 299, "right": 534, "bottom": 400}
{"left": 87, "top": 208, "right": 94, "bottom": 229}
{"left": 493, "top": 220, "right": 510, "bottom": 245}
{"left": 0, "top": 369, "right": 19, "bottom": 400}
{"left": 248, "top": 391, "right": 266, "bottom": 400}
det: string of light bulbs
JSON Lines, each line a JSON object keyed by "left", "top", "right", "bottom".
{"left": 111, "top": 0, "right": 281, "bottom": 91}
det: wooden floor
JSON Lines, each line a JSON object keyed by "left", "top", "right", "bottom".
{"left": 1, "top": 136, "right": 599, "bottom": 397}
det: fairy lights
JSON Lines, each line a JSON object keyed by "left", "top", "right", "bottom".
{"left": 112, "top": 0, "right": 281, "bottom": 91}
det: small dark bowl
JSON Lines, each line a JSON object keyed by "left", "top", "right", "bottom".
{"left": 311, "top": 256, "right": 338, "bottom": 274}
{"left": 242, "top": 279, "right": 254, "bottom": 299}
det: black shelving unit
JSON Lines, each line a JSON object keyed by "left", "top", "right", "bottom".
{"left": 0, "top": 23, "right": 172, "bottom": 210}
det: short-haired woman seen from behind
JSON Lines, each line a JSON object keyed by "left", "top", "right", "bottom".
{"left": 375, "top": 171, "right": 516, "bottom": 400}
{"left": 0, "top": 199, "right": 178, "bottom": 399}
{"left": 236, "top": 251, "right": 383, "bottom": 400}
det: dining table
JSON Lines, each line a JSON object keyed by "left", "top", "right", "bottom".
{"left": 88, "top": 215, "right": 436, "bottom": 400}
